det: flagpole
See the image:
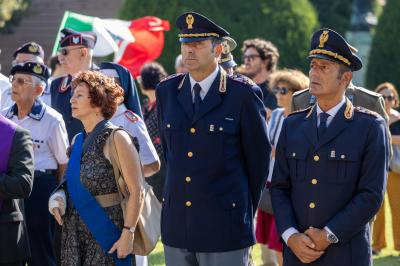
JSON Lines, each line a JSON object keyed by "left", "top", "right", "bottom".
{"left": 52, "top": 11, "right": 70, "bottom": 56}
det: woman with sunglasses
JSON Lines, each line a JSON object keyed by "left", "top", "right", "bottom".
{"left": 372, "top": 82, "right": 400, "bottom": 255}
{"left": 256, "top": 69, "right": 309, "bottom": 266}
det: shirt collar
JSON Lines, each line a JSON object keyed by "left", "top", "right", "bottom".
{"left": 316, "top": 96, "right": 346, "bottom": 118}
{"left": 189, "top": 65, "right": 219, "bottom": 95}
{"left": 5, "top": 99, "right": 46, "bottom": 121}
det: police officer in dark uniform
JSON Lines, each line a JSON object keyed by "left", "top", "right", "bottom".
{"left": 156, "top": 12, "right": 270, "bottom": 266}
{"left": 50, "top": 28, "right": 97, "bottom": 142}
{"left": 271, "top": 28, "right": 388, "bottom": 266}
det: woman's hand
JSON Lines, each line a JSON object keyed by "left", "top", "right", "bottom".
{"left": 49, "top": 190, "right": 67, "bottom": 226}
{"left": 108, "top": 229, "right": 134, "bottom": 259}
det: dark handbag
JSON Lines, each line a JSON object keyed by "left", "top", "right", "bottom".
{"left": 258, "top": 187, "right": 273, "bottom": 214}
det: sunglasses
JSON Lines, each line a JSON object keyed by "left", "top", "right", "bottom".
{"left": 382, "top": 95, "right": 395, "bottom": 101}
{"left": 273, "top": 87, "right": 291, "bottom": 95}
{"left": 59, "top": 46, "right": 84, "bottom": 56}
{"left": 9, "top": 76, "right": 34, "bottom": 86}
{"left": 242, "top": 54, "right": 261, "bottom": 62}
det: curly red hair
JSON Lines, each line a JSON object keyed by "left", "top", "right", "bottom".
{"left": 72, "top": 70, "right": 124, "bottom": 119}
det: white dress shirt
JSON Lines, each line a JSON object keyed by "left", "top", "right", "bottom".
{"left": 188, "top": 65, "right": 219, "bottom": 101}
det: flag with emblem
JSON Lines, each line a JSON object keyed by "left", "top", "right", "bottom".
{"left": 52, "top": 11, "right": 170, "bottom": 77}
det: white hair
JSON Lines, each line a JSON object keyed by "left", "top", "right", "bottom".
{"left": 31, "top": 75, "right": 46, "bottom": 89}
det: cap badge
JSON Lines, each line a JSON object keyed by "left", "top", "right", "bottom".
{"left": 28, "top": 44, "right": 38, "bottom": 53}
{"left": 33, "top": 64, "right": 43, "bottom": 74}
{"left": 72, "top": 36, "right": 80, "bottom": 44}
{"left": 186, "top": 14, "right": 194, "bottom": 29}
{"left": 318, "top": 30, "right": 329, "bottom": 48}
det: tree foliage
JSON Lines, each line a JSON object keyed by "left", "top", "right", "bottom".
{"left": 310, "top": 0, "right": 352, "bottom": 34}
{"left": 366, "top": 0, "right": 400, "bottom": 90}
{"left": 0, "top": 0, "right": 29, "bottom": 31}
{"left": 120, "top": 0, "right": 319, "bottom": 74}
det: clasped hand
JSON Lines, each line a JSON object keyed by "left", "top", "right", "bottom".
{"left": 287, "top": 227, "right": 331, "bottom": 264}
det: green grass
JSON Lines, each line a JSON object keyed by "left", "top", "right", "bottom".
{"left": 149, "top": 201, "right": 399, "bottom": 265}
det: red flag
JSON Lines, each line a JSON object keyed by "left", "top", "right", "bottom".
{"left": 117, "top": 16, "right": 170, "bottom": 77}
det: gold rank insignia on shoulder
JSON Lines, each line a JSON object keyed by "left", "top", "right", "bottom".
{"left": 186, "top": 14, "right": 194, "bottom": 29}
{"left": 29, "top": 43, "right": 38, "bottom": 53}
{"left": 344, "top": 98, "right": 354, "bottom": 119}
{"left": 33, "top": 64, "right": 43, "bottom": 74}
{"left": 318, "top": 30, "right": 329, "bottom": 48}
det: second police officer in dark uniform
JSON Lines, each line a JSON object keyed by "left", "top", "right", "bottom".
{"left": 156, "top": 12, "right": 270, "bottom": 266}
{"left": 271, "top": 28, "right": 388, "bottom": 266}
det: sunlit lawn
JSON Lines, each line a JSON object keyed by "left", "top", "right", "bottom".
{"left": 149, "top": 200, "right": 399, "bottom": 265}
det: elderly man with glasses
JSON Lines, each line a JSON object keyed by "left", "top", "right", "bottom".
{"left": 50, "top": 28, "right": 98, "bottom": 142}
{"left": 1, "top": 42, "right": 50, "bottom": 109}
{"left": 2, "top": 62, "right": 69, "bottom": 266}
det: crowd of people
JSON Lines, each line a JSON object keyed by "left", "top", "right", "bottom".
{"left": 0, "top": 10, "right": 398, "bottom": 266}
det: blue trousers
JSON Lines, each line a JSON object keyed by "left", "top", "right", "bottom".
{"left": 164, "top": 245, "right": 249, "bottom": 266}
{"left": 25, "top": 173, "right": 57, "bottom": 266}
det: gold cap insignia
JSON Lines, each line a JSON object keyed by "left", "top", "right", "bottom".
{"left": 28, "top": 44, "right": 38, "bottom": 53}
{"left": 318, "top": 30, "right": 329, "bottom": 48}
{"left": 186, "top": 14, "right": 194, "bottom": 29}
{"left": 33, "top": 64, "right": 42, "bottom": 74}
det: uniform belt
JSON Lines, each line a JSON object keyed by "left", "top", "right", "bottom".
{"left": 34, "top": 169, "right": 57, "bottom": 177}
{"left": 95, "top": 193, "right": 121, "bottom": 208}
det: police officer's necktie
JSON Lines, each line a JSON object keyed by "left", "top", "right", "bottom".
{"left": 193, "top": 83, "right": 202, "bottom": 114}
{"left": 318, "top": 112, "right": 330, "bottom": 139}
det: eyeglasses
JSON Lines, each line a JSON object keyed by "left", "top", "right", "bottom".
{"left": 382, "top": 95, "right": 395, "bottom": 101}
{"left": 242, "top": 54, "right": 261, "bottom": 62}
{"left": 59, "top": 46, "right": 84, "bottom": 56}
{"left": 9, "top": 76, "right": 34, "bottom": 86}
{"left": 273, "top": 87, "right": 291, "bottom": 95}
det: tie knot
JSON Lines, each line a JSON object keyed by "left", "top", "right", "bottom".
{"left": 320, "top": 112, "right": 330, "bottom": 123}
{"left": 193, "top": 83, "right": 202, "bottom": 95}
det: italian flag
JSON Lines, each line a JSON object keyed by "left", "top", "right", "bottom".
{"left": 53, "top": 11, "right": 170, "bottom": 77}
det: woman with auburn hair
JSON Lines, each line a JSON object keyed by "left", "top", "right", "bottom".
{"left": 48, "top": 70, "right": 143, "bottom": 265}
{"left": 256, "top": 69, "right": 309, "bottom": 266}
{"left": 372, "top": 82, "right": 400, "bottom": 255}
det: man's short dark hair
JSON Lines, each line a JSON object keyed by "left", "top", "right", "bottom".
{"left": 337, "top": 64, "right": 351, "bottom": 79}
{"left": 241, "top": 38, "right": 280, "bottom": 72}
{"left": 140, "top": 62, "right": 168, "bottom": 90}
{"left": 48, "top": 55, "right": 60, "bottom": 74}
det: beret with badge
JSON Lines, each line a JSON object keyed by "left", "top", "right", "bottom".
{"left": 13, "top": 42, "right": 44, "bottom": 59}
{"left": 308, "top": 28, "right": 362, "bottom": 71}
{"left": 176, "top": 11, "right": 229, "bottom": 43}
{"left": 59, "top": 28, "right": 97, "bottom": 49}
{"left": 10, "top": 61, "right": 50, "bottom": 82}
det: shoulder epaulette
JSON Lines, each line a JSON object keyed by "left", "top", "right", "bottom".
{"left": 288, "top": 105, "right": 313, "bottom": 117}
{"left": 124, "top": 110, "right": 140, "bottom": 123}
{"left": 353, "top": 86, "right": 381, "bottom": 98}
{"left": 292, "top": 88, "right": 310, "bottom": 97}
{"left": 230, "top": 74, "right": 256, "bottom": 86}
{"left": 159, "top": 73, "right": 185, "bottom": 84}
{"left": 354, "top": 106, "right": 380, "bottom": 118}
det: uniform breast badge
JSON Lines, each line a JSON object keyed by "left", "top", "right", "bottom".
{"left": 330, "top": 150, "right": 336, "bottom": 158}
{"left": 209, "top": 124, "right": 215, "bottom": 132}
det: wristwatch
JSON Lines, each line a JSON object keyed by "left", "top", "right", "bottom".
{"left": 123, "top": 225, "right": 135, "bottom": 234}
{"left": 326, "top": 230, "right": 339, "bottom": 244}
